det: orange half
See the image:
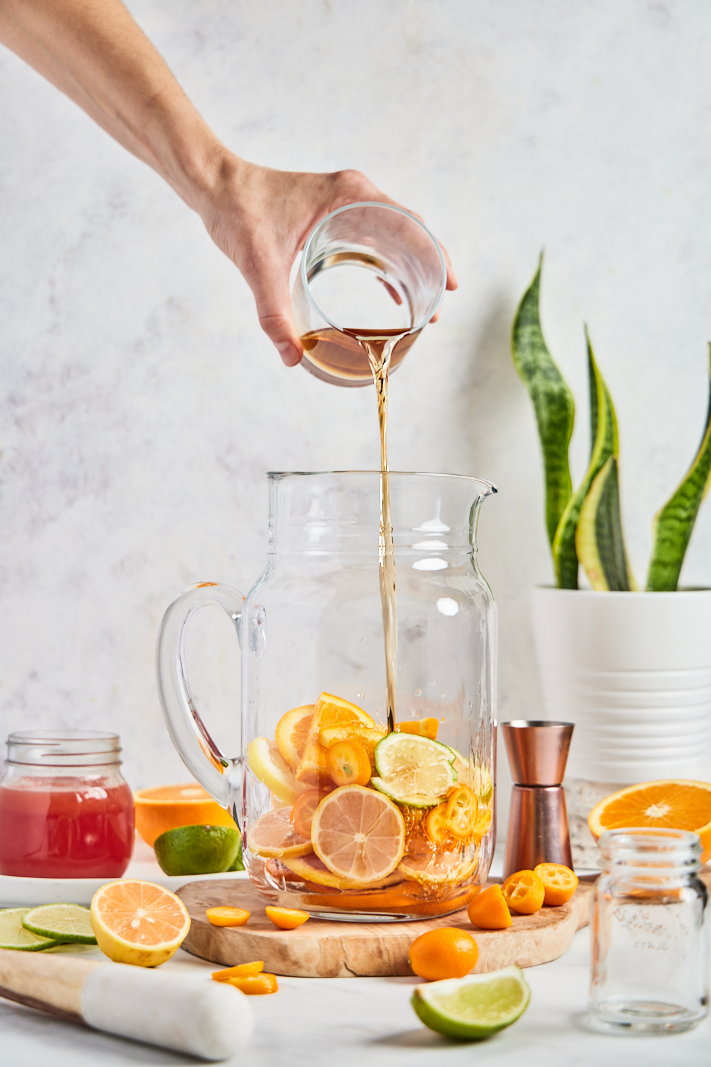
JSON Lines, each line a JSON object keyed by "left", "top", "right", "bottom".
{"left": 587, "top": 779, "right": 711, "bottom": 863}
{"left": 133, "top": 783, "right": 236, "bottom": 846}
{"left": 90, "top": 880, "right": 190, "bottom": 966}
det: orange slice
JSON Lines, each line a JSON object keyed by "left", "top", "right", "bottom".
{"left": 133, "top": 783, "right": 237, "bottom": 846}
{"left": 281, "top": 852, "right": 404, "bottom": 890}
{"left": 296, "top": 694, "right": 376, "bottom": 786}
{"left": 275, "top": 705, "right": 315, "bottom": 769}
{"left": 311, "top": 783, "right": 405, "bottom": 885}
{"left": 90, "top": 880, "right": 190, "bottom": 967}
{"left": 319, "top": 725, "right": 386, "bottom": 772}
{"left": 587, "top": 779, "right": 711, "bottom": 863}
{"left": 249, "top": 808, "right": 313, "bottom": 859}
{"left": 265, "top": 906, "right": 310, "bottom": 930}
{"left": 395, "top": 718, "right": 439, "bottom": 740}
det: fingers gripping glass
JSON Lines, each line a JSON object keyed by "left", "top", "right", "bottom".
{"left": 292, "top": 202, "right": 446, "bottom": 387}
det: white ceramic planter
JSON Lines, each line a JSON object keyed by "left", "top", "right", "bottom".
{"left": 530, "top": 587, "right": 711, "bottom": 783}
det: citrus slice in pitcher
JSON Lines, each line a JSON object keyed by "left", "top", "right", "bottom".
{"left": 249, "top": 808, "right": 313, "bottom": 859}
{"left": 296, "top": 693, "right": 376, "bottom": 785}
{"left": 275, "top": 704, "right": 315, "bottom": 769}
{"left": 247, "top": 738, "right": 307, "bottom": 804}
{"left": 281, "top": 852, "right": 404, "bottom": 890}
{"left": 372, "top": 734, "right": 457, "bottom": 807}
{"left": 311, "top": 784, "right": 406, "bottom": 885}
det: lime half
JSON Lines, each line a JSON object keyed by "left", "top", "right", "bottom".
{"left": 411, "top": 966, "right": 531, "bottom": 1039}
{"left": 372, "top": 734, "right": 456, "bottom": 806}
{"left": 0, "top": 908, "right": 60, "bottom": 951}
{"left": 23, "top": 903, "right": 97, "bottom": 944}
{"left": 154, "top": 824, "right": 242, "bottom": 876}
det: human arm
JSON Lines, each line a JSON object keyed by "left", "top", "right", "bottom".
{"left": 0, "top": 0, "right": 457, "bottom": 365}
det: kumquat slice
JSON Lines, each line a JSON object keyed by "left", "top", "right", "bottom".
{"left": 206, "top": 907, "right": 250, "bottom": 927}
{"left": 501, "top": 870, "right": 545, "bottom": 915}
{"left": 212, "top": 961, "right": 264, "bottom": 981}
{"left": 227, "top": 973, "right": 279, "bottom": 995}
{"left": 533, "top": 863, "right": 578, "bottom": 906}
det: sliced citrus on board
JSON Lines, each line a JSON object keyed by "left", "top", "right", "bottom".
{"left": 372, "top": 734, "right": 456, "bottom": 807}
{"left": 134, "top": 783, "right": 237, "bottom": 846}
{"left": 22, "top": 903, "right": 96, "bottom": 944}
{"left": 274, "top": 704, "right": 315, "bottom": 769}
{"left": 587, "top": 779, "right": 711, "bottom": 862}
{"left": 90, "top": 880, "right": 191, "bottom": 967}
{"left": 296, "top": 693, "right": 375, "bottom": 785}
{"left": 311, "top": 784, "right": 406, "bottom": 885}
{"left": 412, "top": 966, "right": 531, "bottom": 1039}
{"left": 265, "top": 906, "right": 310, "bottom": 930}
{"left": 533, "top": 863, "right": 578, "bottom": 906}
{"left": 281, "top": 852, "right": 404, "bottom": 890}
{"left": 502, "top": 870, "right": 545, "bottom": 915}
{"left": 0, "top": 908, "right": 59, "bottom": 951}
{"left": 467, "top": 884, "right": 512, "bottom": 930}
{"left": 206, "top": 907, "right": 250, "bottom": 927}
{"left": 249, "top": 808, "right": 313, "bottom": 859}
{"left": 247, "top": 738, "right": 307, "bottom": 803}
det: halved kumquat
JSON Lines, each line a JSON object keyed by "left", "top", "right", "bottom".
{"left": 467, "top": 884, "right": 513, "bottom": 929}
{"left": 206, "top": 907, "right": 251, "bottom": 927}
{"left": 227, "top": 973, "right": 278, "bottom": 995}
{"left": 265, "top": 906, "right": 310, "bottom": 930}
{"left": 501, "top": 870, "right": 545, "bottom": 915}
{"left": 533, "top": 863, "right": 578, "bottom": 906}
{"left": 212, "top": 960, "right": 263, "bottom": 980}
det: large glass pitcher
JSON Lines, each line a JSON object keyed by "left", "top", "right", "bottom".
{"left": 157, "top": 471, "right": 497, "bottom": 920}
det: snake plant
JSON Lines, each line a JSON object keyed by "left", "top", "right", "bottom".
{"left": 511, "top": 256, "right": 711, "bottom": 591}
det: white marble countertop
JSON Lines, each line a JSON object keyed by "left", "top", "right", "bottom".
{"left": 2, "top": 924, "right": 710, "bottom": 1066}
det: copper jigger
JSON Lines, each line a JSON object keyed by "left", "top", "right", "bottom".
{"left": 501, "top": 720, "right": 574, "bottom": 878}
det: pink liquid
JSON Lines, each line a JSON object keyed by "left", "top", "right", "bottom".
{"left": 0, "top": 778, "right": 135, "bottom": 878}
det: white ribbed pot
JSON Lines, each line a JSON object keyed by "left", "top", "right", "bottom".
{"left": 531, "top": 587, "right": 711, "bottom": 783}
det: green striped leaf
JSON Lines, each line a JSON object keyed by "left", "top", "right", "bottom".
{"left": 511, "top": 255, "right": 574, "bottom": 547}
{"left": 576, "top": 456, "right": 636, "bottom": 591}
{"left": 646, "top": 344, "right": 711, "bottom": 591}
{"left": 552, "top": 331, "right": 618, "bottom": 588}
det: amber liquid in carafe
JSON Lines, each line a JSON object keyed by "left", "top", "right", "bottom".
{"left": 301, "top": 326, "right": 421, "bottom": 732}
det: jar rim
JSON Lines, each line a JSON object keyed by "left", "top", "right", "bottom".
{"left": 598, "top": 826, "right": 702, "bottom": 862}
{"left": 5, "top": 730, "right": 122, "bottom": 766}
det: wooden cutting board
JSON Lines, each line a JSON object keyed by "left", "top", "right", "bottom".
{"left": 177, "top": 877, "right": 595, "bottom": 978}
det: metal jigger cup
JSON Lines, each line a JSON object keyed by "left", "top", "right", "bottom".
{"left": 501, "top": 720, "right": 575, "bottom": 879}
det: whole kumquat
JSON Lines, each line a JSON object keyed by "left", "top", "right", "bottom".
{"left": 227, "top": 973, "right": 279, "bottom": 995}
{"left": 467, "top": 884, "right": 513, "bottom": 930}
{"left": 212, "top": 961, "right": 264, "bottom": 981}
{"left": 265, "top": 906, "right": 310, "bottom": 930}
{"left": 533, "top": 863, "right": 578, "bottom": 906}
{"left": 408, "top": 927, "right": 479, "bottom": 981}
{"left": 205, "top": 907, "right": 250, "bottom": 927}
{"left": 501, "top": 870, "right": 545, "bottom": 915}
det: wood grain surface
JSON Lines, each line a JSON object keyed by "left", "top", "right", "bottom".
{"left": 177, "top": 878, "right": 595, "bottom": 978}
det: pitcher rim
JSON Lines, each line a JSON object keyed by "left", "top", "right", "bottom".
{"left": 267, "top": 470, "right": 498, "bottom": 495}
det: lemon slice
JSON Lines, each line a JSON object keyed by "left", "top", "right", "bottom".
{"left": 0, "top": 908, "right": 59, "bottom": 951}
{"left": 249, "top": 808, "right": 313, "bottom": 859}
{"left": 247, "top": 737, "right": 307, "bottom": 803}
{"left": 90, "top": 880, "right": 191, "bottom": 967}
{"left": 311, "top": 784, "right": 406, "bottom": 885}
{"left": 412, "top": 966, "right": 531, "bottom": 1039}
{"left": 22, "top": 903, "right": 97, "bottom": 944}
{"left": 281, "top": 852, "right": 404, "bottom": 890}
{"left": 372, "top": 734, "right": 456, "bottom": 806}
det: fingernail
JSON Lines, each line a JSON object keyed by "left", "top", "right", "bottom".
{"left": 276, "top": 341, "right": 301, "bottom": 367}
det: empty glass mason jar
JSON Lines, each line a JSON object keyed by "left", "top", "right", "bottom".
{"left": 590, "top": 828, "right": 710, "bottom": 1033}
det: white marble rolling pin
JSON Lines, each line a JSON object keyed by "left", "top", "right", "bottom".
{"left": 0, "top": 948, "right": 254, "bottom": 1060}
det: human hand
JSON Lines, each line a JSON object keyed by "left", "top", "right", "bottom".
{"left": 196, "top": 156, "right": 458, "bottom": 367}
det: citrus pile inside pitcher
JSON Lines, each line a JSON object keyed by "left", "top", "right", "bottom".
{"left": 247, "top": 692, "right": 493, "bottom": 913}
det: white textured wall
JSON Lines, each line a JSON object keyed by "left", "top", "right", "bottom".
{"left": 1, "top": 1, "right": 710, "bottom": 808}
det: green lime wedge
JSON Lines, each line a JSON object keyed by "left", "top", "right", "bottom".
{"left": 22, "top": 903, "right": 97, "bottom": 944}
{"left": 411, "top": 966, "right": 531, "bottom": 1039}
{"left": 373, "top": 734, "right": 456, "bottom": 806}
{"left": 154, "top": 824, "right": 242, "bottom": 876}
{"left": 0, "top": 908, "right": 61, "bottom": 951}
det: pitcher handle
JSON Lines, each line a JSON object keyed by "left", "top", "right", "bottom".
{"left": 156, "top": 582, "right": 244, "bottom": 831}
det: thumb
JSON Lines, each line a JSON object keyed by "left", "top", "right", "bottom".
{"left": 247, "top": 255, "right": 303, "bottom": 367}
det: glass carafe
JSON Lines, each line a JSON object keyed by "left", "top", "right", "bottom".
{"left": 157, "top": 471, "right": 497, "bottom": 920}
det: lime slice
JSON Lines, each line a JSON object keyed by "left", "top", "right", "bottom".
{"left": 0, "top": 908, "right": 60, "bottom": 951}
{"left": 154, "top": 824, "right": 242, "bottom": 876}
{"left": 411, "top": 966, "right": 531, "bottom": 1039}
{"left": 22, "top": 903, "right": 97, "bottom": 944}
{"left": 372, "top": 734, "right": 456, "bottom": 806}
